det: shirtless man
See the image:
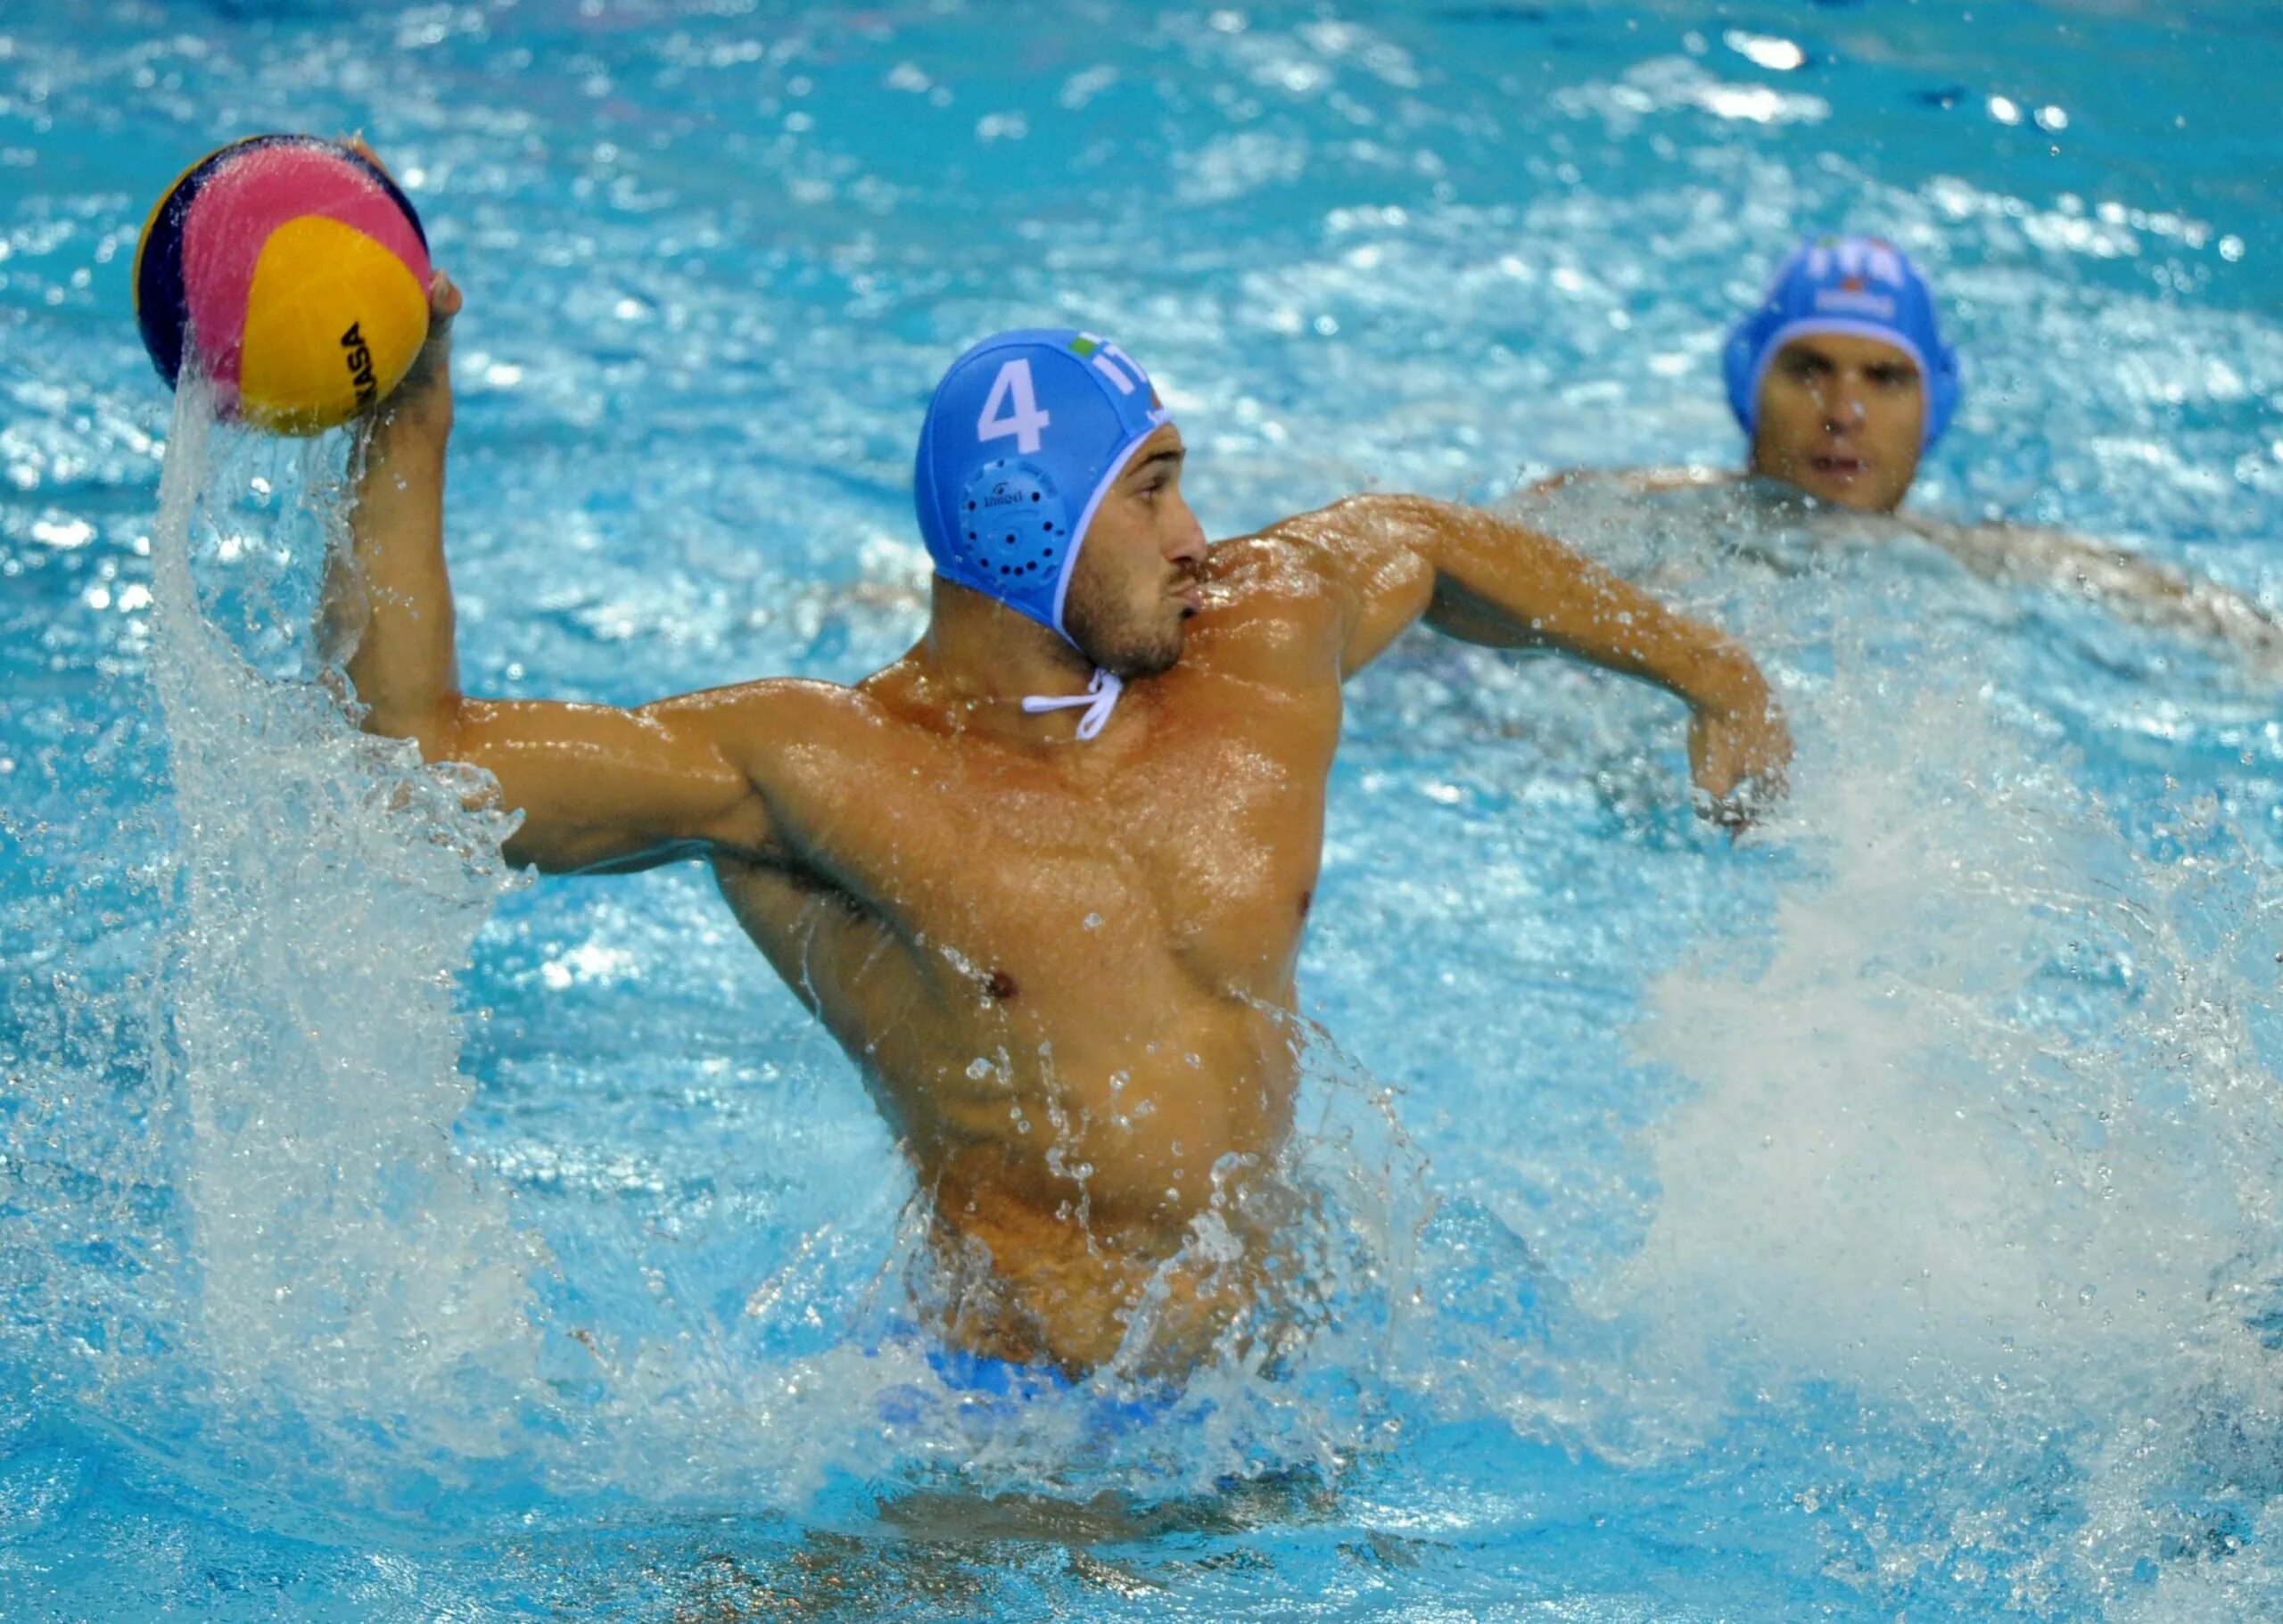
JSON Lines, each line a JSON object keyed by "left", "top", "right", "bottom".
{"left": 334, "top": 273, "right": 1790, "bottom": 1378}
{"left": 1536, "top": 234, "right": 2283, "bottom": 662}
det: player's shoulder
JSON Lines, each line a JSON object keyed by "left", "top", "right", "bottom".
{"left": 1204, "top": 529, "right": 1323, "bottom": 598}
{"left": 1207, "top": 494, "right": 1436, "bottom": 596}
{"left": 1183, "top": 530, "right": 1363, "bottom": 685}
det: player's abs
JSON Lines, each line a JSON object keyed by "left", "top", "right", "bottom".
{"left": 715, "top": 855, "right": 1306, "bottom": 1371}
{"left": 811, "top": 943, "right": 1301, "bottom": 1373}
{"left": 915, "top": 993, "right": 1303, "bottom": 1374}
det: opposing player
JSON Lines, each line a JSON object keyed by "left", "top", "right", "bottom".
{"left": 1534, "top": 234, "right": 2283, "bottom": 662}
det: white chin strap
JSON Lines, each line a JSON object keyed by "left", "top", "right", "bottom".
{"left": 1020, "top": 668, "right": 1124, "bottom": 740}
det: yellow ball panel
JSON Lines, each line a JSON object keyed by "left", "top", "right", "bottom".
{"left": 237, "top": 216, "right": 430, "bottom": 435}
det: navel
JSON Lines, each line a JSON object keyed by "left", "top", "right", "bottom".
{"left": 1298, "top": 888, "right": 1314, "bottom": 919}
{"left": 985, "top": 968, "right": 1019, "bottom": 1002}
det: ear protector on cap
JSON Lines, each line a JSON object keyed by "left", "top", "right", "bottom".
{"left": 952, "top": 459, "right": 1069, "bottom": 589}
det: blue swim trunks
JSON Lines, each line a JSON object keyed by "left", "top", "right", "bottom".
{"left": 879, "top": 1334, "right": 1180, "bottom": 1437}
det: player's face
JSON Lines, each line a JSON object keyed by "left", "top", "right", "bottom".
{"left": 1750, "top": 333, "right": 1927, "bottom": 512}
{"left": 1063, "top": 425, "right": 1208, "bottom": 679}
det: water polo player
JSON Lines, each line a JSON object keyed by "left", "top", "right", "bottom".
{"left": 1529, "top": 233, "right": 1955, "bottom": 515}
{"left": 1723, "top": 235, "right": 1960, "bottom": 515}
{"left": 333, "top": 260, "right": 1790, "bottom": 1379}
{"left": 1535, "top": 233, "right": 2283, "bottom": 663}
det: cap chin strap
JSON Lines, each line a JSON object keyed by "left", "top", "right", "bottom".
{"left": 1020, "top": 668, "right": 1124, "bottom": 740}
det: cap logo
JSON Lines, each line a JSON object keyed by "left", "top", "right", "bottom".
{"left": 1806, "top": 239, "right": 1909, "bottom": 288}
{"left": 1072, "top": 331, "right": 1150, "bottom": 398}
{"left": 1812, "top": 286, "right": 1900, "bottom": 319}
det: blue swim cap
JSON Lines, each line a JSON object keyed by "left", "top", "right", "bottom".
{"left": 914, "top": 328, "right": 1172, "bottom": 644}
{"left": 1723, "top": 235, "right": 1961, "bottom": 446}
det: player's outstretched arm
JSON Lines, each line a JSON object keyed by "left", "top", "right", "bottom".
{"left": 1269, "top": 493, "right": 1793, "bottom": 822}
{"left": 1905, "top": 516, "right": 2283, "bottom": 671}
{"left": 322, "top": 268, "right": 812, "bottom": 875}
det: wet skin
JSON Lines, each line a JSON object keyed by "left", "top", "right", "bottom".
{"left": 1749, "top": 331, "right": 1927, "bottom": 512}
{"left": 333, "top": 272, "right": 1790, "bottom": 1375}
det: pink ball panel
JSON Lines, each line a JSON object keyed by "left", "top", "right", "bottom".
{"left": 179, "top": 144, "right": 433, "bottom": 392}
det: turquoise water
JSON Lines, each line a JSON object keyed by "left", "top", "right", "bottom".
{"left": 4, "top": 1, "right": 2281, "bottom": 1617}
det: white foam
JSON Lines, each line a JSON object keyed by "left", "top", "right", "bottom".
{"left": 1506, "top": 480, "right": 2283, "bottom": 1594}
{"left": 144, "top": 383, "right": 552, "bottom": 1473}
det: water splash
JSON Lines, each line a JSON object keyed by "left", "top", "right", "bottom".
{"left": 143, "top": 383, "right": 552, "bottom": 1484}
{"left": 1504, "top": 478, "right": 2283, "bottom": 1609}
{"left": 826, "top": 1003, "right": 1436, "bottom": 1506}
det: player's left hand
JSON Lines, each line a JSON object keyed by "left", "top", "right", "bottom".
{"left": 1687, "top": 677, "right": 1792, "bottom": 831}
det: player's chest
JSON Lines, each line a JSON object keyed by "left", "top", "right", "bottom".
{"left": 874, "top": 694, "right": 1336, "bottom": 983}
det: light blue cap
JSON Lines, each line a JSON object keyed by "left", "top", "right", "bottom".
{"left": 914, "top": 328, "right": 1172, "bottom": 644}
{"left": 1723, "top": 235, "right": 1961, "bottom": 446}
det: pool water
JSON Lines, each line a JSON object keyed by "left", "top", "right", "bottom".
{"left": 4, "top": 1, "right": 2281, "bottom": 1618}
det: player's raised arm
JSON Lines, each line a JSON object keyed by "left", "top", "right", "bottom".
{"left": 1266, "top": 493, "right": 1793, "bottom": 821}
{"left": 323, "top": 269, "right": 802, "bottom": 875}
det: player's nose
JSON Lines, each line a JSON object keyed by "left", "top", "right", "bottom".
{"left": 1165, "top": 499, "right": 1208, "bottom": 567}
{"left": 1824, "top": 376, "right": 1870, "bottom": 431}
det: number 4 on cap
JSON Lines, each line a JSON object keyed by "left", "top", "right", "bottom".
{"left": 977, "top": 358, "right": 1051, "bottom": 454}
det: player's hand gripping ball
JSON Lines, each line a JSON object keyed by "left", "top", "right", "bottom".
{"left": 135, "top": 135, "right": 432, "bottom": 435}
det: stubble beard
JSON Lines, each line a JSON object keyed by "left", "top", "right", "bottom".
{"left": 1066, "top": 579, "right": 1185, "bottom": 680}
